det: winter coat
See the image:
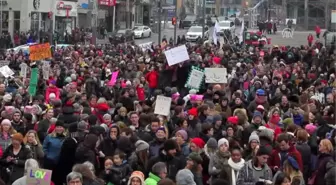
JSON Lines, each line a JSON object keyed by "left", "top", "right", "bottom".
{"left": 98, "top": 136, "right": 118, "bottom": 157}
{"left": 268, "top": 145, "right": 303, "bottom": 172}
{"left": 58, "top": 106, "right": 80, "bottom": 127}
{"left": 145, "top": 71, "right": 159, "bottom": 89}
{"left": 209, "top": 150, "right": 231, "bottom": 182}
{"left": 325, "top": 159, "right": 336, "bottom": 185}
{"left": 313, "top": 153, "right": 333, "bottom": 185}
{"left": 148, "top": 138, "right": 165, "bottom": 158}
{"left": 236, "top": 160, "right": 272, "bottom": 185}
{"left": 26, "top": 143, "right": 44, "bottom": 164}
{"left": 110, "top": 162, "right": 132, "bottom": 185}
{"left": 295, "top": 142, "right": 312, "bottom": 182}
{"left": 145, "top": 172, "right": 161, "bottom": 185}
{"left": 45, "top": 86, "right": 60, "bottom": 103}
{"left": 75, "top": 143, "right": 98, "bottom": 167}
{"left": 0, "top": 133, "right": 11, "bottom": 152}
{"left": 42, "top": 134, "right": 65, "bottom": 163}
{"left": 0, "top": 144, "right": 32, "bottom": 183}
{"left": 37, "top": 119, "right": 51, "bottom": 143}
{"left": 147, "top": 149, "right": 184, "bottom": 180}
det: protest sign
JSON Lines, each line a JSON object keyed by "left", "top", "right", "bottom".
{"left": 20, "top": 63, "right": 28, "bottom": 78}
{"left": 26, "top": 168, "right": 52, "bottom": 185}
{"left": 154, "top": 95, "right": 172, "bottom": 116}
{"left": 185, "top": 66, "right": 204, "bottom": 91}
{"left": 164, "top": 45, "right": 190, "bottom": 66}
{"left": 0, "top": 65, "right": 14, "bottom": 78}
{"left": 0, "top": 60, "right": 10, "bottom": 67}
{"left": 42, "top": 61, "right": 50, "bottom": 80}
{"left": 138, "top": 42, "right": 153, "bottom": 52}
{"left": 108, "top": 71, "right": 119, "bottom": 86}
{"left": 29, "top": 68, "right": 39, "bottom": 96}
{"left": 29, "top": 43, "right": 52, "bottom": 61}
{"left": 204, "top": 68, "right": 227, "bottom": 83}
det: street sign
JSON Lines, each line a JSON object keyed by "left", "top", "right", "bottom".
{"left": 167, "top": 9, "right": 175, "bottom": 18}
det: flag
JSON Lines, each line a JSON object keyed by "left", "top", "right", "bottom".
{"left": 239, "top": 19, "right": 244, "bottom": 43}
{"left": 213, "top": 21, "right": 221, "bottom": 45}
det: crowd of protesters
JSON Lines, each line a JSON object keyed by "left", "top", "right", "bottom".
{"left": 0, "top": 31, "right": 335, "bottom": 185}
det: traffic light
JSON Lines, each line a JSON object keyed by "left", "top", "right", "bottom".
{"left": 172, "top": 17, "right": 177, "bottom": 25}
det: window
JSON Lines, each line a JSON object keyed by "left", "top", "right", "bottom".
{"left": 30, "top": 12, "right": 40, "bottom": 32}
{"left": 1, "top": 11, "right": 9, "bottom": 31}
{"left": 13, "top": 11, "right": 20, "bottom": 33}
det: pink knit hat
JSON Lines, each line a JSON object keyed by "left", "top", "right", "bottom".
{"left": 305, "top": 124, "right": 317, "bottom": 135}
{"left": 1, "top": 119, "right": 11, "bottom": 126}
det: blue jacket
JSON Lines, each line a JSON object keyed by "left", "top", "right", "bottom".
{"left": 43, "top": 134, "right": 65, "bottom": 162}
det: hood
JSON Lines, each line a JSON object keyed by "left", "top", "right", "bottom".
{"left": 62, "top": 106, "right": 75, "bottom": 114}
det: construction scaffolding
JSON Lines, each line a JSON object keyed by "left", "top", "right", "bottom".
{"left": 277, "top": 0, "right": 335, "bottom": 30}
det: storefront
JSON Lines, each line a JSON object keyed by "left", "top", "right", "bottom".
{"left": 54, "top": 0, "right": 77, "bottom": 35}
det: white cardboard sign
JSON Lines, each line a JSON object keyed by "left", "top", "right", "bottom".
{"left": 164, "top": 45, "right": 190, "bottom": 66}
{"left": 0, "top": 65, "right": 14, "bottom": 78}
{"left": 154, "top": 95, "right": 172, "bottom": 116}
{"left": 204, "top": 68, "right": 227, "bottom": 83}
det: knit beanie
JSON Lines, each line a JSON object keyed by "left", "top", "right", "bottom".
{"left": 305, "top": 124, "right": 317, "bottom": 135}
{"left": 249, "top": 132, "right": 260, "bottom": 143}
{"left": 253, "top": 111, "right": 263, "bottom": 119}
{"left": 191, "top": 137, "right": 205, "bottom": 149}
{"left": 156, "top": 126, "right": 166, "bottom": 133}
{"left": 206, "top": 137, "right": 218, "bottom": 149}
{"left": 187, "top": 152, "right": 203, "bottom": 164}
{"left": 127, "top": 171, "right": 145, "bottom": 185}
{"left": 135, "top": 140, "right": 149, "bottom": 152}
{"left": 176, "top": 129, "right": 188, "bottom": 141}
{"left": 256, "top": 145, "right": 271, "bottom": 156}
{"left": 164, "top": 139, "right": 178, "bottom": 151}
{"left": 1, "top": 119, "right": 11, "bottom": 126}
{"left": 218, "top": 138, "right": 229, "bottom": 148}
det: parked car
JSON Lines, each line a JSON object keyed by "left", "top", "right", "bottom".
{"left": 181, "top": 15, "right": 197, "bottom": 29}
{"left": 133, "top": 25, "right": 152, "bottom": 38}
{"left": 109, "top": 29, "right": 134, "bottom": 44}
{"left": 218, "top": 21, "right": 233, "bottom": 35}
{"left": 185, "top": 26, "right": 209, "bottom": 42}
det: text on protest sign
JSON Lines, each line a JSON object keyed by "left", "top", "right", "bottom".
{"left": 204, "top": 68, "right": 227, "bottom": 83}
{"left": 164, "top": 45, "right": 190, "bottom": 66}
{"left": 26, "top": 168, "right": 52, "bottom": 185}
{"left": 185, "top": 67, "right": 204, "bottom": 91}
{"left": 29, "top": 43, "right": 52, "bottom": 61}
{"left": 154, "top": 95, "right": 172, "bottom": 116}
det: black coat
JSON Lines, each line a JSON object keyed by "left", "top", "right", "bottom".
{"left": 98, "top": 136, "right": 118, "bottom": 157}
{"left": 314, "top": 153, "right": 333, "bottom": 185}
{"left": 295, "top": 142, "right": 312, "bottom": 182}
{"left": 0, "top": 144, "right": 32, "bottom": 183}
{"left": 147, "top": 149, "right": 184, "bottom": 180}
{"left": 75, "top": 143, "right": 98, "bottom": 167}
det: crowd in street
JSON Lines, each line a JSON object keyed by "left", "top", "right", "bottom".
{"left": 0, "top": 31, "right": 335, "bottom": 185}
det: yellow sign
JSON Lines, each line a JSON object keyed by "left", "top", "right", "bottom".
{"left": 29, "top": 43, "right": 52, "bottom": 61}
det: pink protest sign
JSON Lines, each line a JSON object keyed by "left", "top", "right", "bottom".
{"left": 108, "top": 71, "right": 119, "bottom": 86}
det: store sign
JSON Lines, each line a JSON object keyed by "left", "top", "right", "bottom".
{"left": 57, "top": 2, "right": 73, "bottom": 10}
{"left": 98, "top": 0, "right": 116, "bottom": 6}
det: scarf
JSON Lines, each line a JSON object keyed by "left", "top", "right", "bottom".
{"left": 228, "top": 158, "right": 245, "bottom": 185}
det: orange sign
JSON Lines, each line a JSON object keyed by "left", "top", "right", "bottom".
{"left": 29, "top": 43, "right": 52, "bottom": 61}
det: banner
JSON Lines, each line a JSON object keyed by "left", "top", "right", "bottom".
{"left": 42, "top": 61, "right": 50, "bottom": 80}
{"left": 29, "top": 43, "right": 52, "bottom": 61}
{"left": 26, "top": 168, "right": 52, "bottom": 185}
{"left": 164, "top": 45, "right": 190, "bottom": 66}
{"left": 108, "top": 71, "right": 119, "bottom": 86}
{"left": 154, "top": 95, "right": 172, "bottom": 116}
{"left": 29, "top": 68, "right": 39, "bottom": 96}
{"left": 20, "top": 63, "right": 28, "bottom": 78}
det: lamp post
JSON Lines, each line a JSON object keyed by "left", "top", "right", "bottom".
{"left": 157, "top": 0, "right": 162, "bottom": 44}
{"left": 201, "top": 0, "right": 205, "bottom": 39}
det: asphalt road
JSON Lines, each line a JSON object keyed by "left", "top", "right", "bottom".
{"left": 133, "top": 27, "right": 323, "bottom": 47}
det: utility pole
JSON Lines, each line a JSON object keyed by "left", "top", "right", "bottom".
{"left": 173, "top": 1, "right": 177, "bottom": 44}
{"left": 126, "top": 0, "right": 130, "bottom": 28}
{"left": 88, "top": 0, "right": 97, "bottom": 44}
{"left": 0, "top": 0, "right": 3, "bottom": 36}
{"left": 158, "top": 0, "right": 161, "bottom": 44}
{"left": 202, "top": 0, "right": 205, "bottom": 39}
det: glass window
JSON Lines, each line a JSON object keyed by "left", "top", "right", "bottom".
{"left": 1, "top": 11, "right": 9, "bottom": 30}
{"left": 14, "top": 11, "right": 20, "bottom": 19}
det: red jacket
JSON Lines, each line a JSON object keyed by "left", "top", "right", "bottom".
{"left": 265, "top": 123, "right": 282, "bottom": 140}
{"left": 268, "top": 145, "right": 303, "bottom": 172}
{"left": 45, "top": 86, "right": 60, "bottom": 103}
{"left": 136, "top": 85, "right": 145, "bottom": 101}
{"left": 307, "top": 35, "right": 314, "bottom": 43}
{"left": 315, "top": 26, "right": 321, "bottom": 34}
{"left": 145, "top": 71, "right": 159, "bottom": 89}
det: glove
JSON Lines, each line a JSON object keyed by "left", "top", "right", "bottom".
{"left": 99, "top": 151, "right": 105, "bottom": 158}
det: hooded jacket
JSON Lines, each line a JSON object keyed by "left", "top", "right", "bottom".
{"left": 75, "top": 134, "right": 98, "bottom": 167}
{"left": 98, "top": 126, "right": 119, "bottom": 157}
{"left": 236, "top": 160, "right": 272, "bottom": 185}
{"left": 268, "top": 145, "right": 303, "bottom": 172}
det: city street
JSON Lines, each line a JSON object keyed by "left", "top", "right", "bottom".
{"left": 133, "top": 27, "right": 322, "bottom": 47}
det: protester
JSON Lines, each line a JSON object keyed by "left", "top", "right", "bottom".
{"left": 145, "top": 162, "right": 167, "bottom": 185}
{"left": 0, "top": 28, "right": 335, "bottom": 185}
